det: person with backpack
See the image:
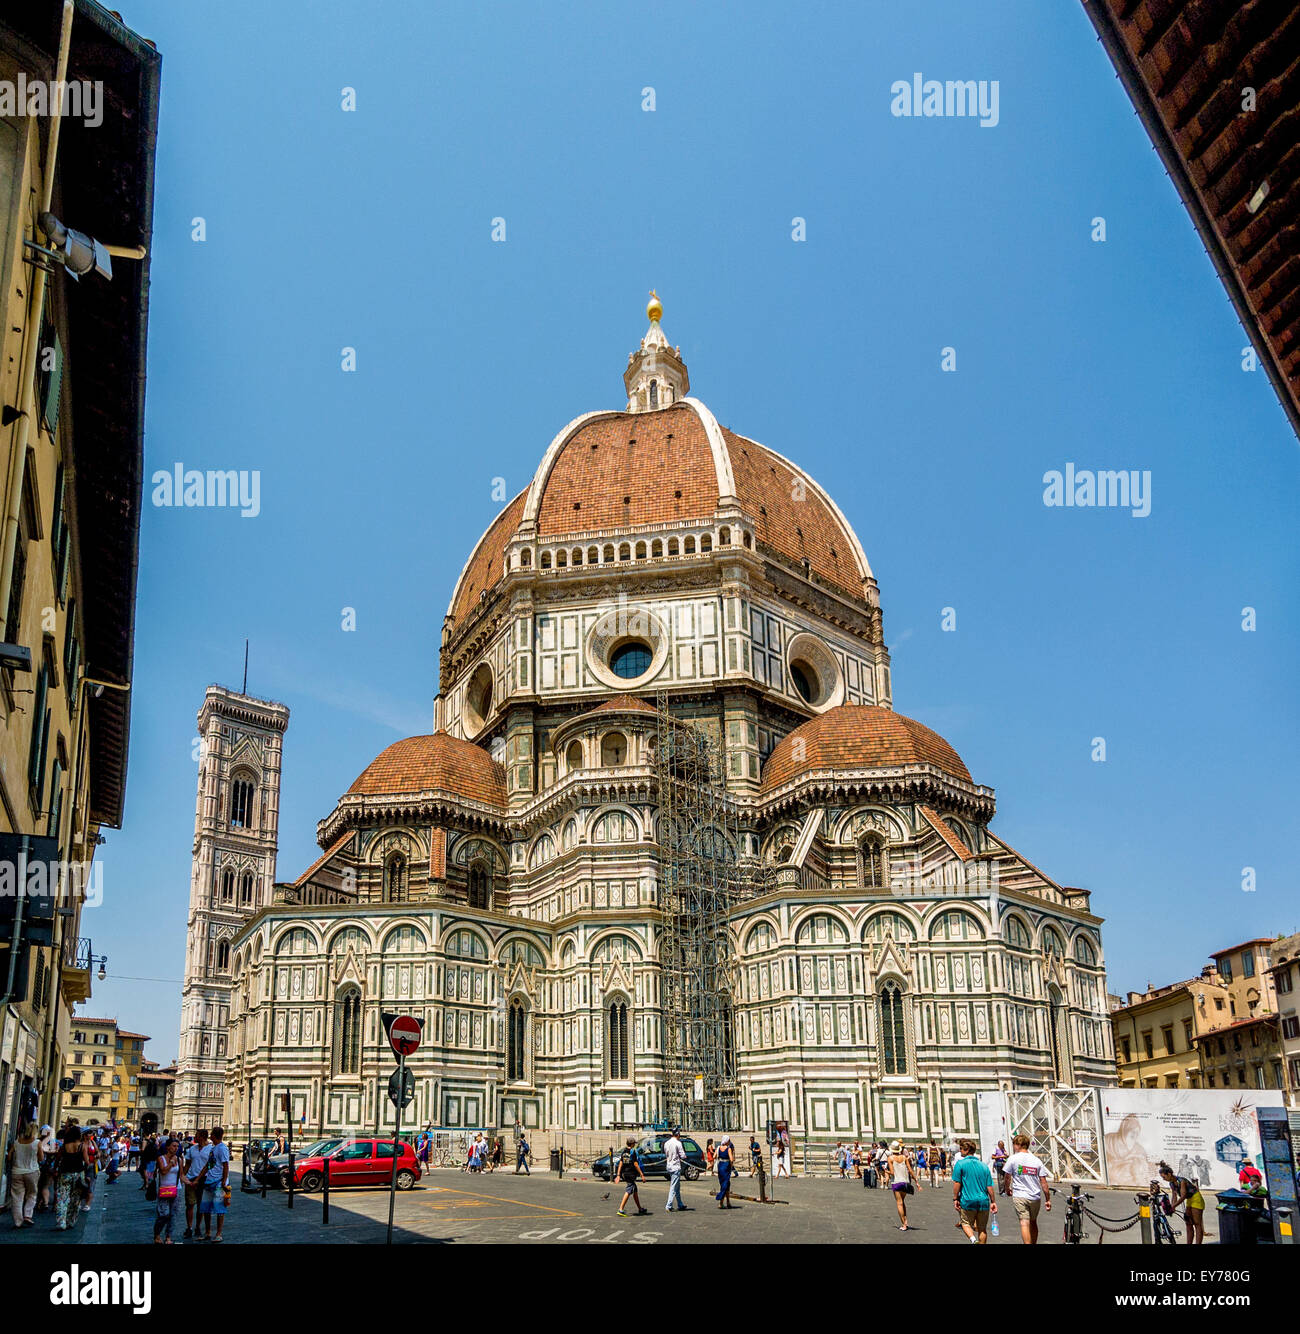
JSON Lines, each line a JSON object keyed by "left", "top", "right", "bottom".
{"left": 52, "top": 1124, "right": 88, "bottom": 1230}
{"left": 515, "top": 1133, "right": 531, "bottom": 1175}
{"left": 181, "top": 1128, "right": 210, "bottom": 1240}
{"left": 616, "top": 1137, "right": 649, "bottom": 1217}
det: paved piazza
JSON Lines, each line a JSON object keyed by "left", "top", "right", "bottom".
{"left": 7, "top": 1166, "right": 1214, "bottom": 1247}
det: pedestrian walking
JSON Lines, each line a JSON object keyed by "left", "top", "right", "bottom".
{"left": 774, "top": 1134, "right": 790, "bottom": 1178}
{"left": 664, "top": 1127, "right": 688, "bottom": 1212}
{"left": 834, "top": 1140, "right": 846, "bottom": 1178}
{"left": 705, "top": 1138, "right": 716, "bottom": 1176}
{"left": 951, "top": 1139, "right": 997, "bottom": 1244}
{"left": 991, "top": 1139, "right": 1009, "bottom": 1195}
{"left": 153, "top": 1138, "right": 183, "bottom": 1244}
{"left": 36, "top": 1125, "right": 56, "bottom": 1212}
{"left": 52, "top": 1124, "right": 87, "bottom": 1230}
{"left": 714, "top": 1135, "right": 736, "bottom": 1209}
{"left": 1001, "top": 1134, "right": 1051, "bottom": 1244}
{"left": 515, "top": 1133, "right": 531, "bottom": 1175}
{"left": 6, "top": 1120, "right": 41, "bottom": 1228}
{"left": 616, "top": 1137, "right": 649, "bottom": 1217}
{"left": 916, "top": 1144, "right": 928, "bottom": 1188}
{"left": 491, "top": 1137, "right": 504, "bottom": 1172}
{"left": 749, "top": 1134, "right": 763, "bottom": 1177}
{"left": 887, "top": 1140, "right": 917, "bottom": 1230}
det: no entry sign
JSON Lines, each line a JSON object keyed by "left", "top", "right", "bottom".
{"left": 385, "top": 1013, "right": 423, "bottom": 1057}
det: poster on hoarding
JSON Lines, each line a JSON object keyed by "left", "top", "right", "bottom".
{"left": 1099, "top": 1088, "right": 1277, "bottom": 1190}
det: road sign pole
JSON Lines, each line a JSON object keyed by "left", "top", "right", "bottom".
{"left": 386, "top": 1051, "right": 405, "bottom": 1245}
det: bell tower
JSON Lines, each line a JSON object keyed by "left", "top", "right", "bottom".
{"left": 173, "top": 685, "right": 289, "bottom": 1133}
{"left": 624, "top": 290, "right": 689, "bottom": 411}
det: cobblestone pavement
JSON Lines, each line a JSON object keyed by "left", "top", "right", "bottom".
{"left": 0, "top": 1166, "right": 1220, "bottom": 1245}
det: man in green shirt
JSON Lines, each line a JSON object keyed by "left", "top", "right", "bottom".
{"left": 952, "top": 1139, "right": 998, "bottom": 1244}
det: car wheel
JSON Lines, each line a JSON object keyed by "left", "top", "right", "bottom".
{"left": 396, "top": 1170, "right": 416, "bottom": 1190}
{"left": 684, "top": 1166, "right": 700, "bottom": 1181}
{"left": 299, "top": 1171, "right": 322, "bottom": 1192}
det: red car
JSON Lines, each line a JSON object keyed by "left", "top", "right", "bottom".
{"left": 287, "top": 1138, "right": 421, "bottom": 1192}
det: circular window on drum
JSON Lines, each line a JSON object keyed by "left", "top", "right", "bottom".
{"left": 586, "top": 607, "right": 669, "bottom": 689}
{"left": 464, "top": 663, "right": 494, "bottom": 735}
{"left": 784, "top": 632, "right": 844, "bottom": 713}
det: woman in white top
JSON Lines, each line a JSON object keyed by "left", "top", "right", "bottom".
{"left": 7, "top": 1121, "right": 42, "bottom": 1227}
{"left": 888, "top": 1140, "right": 917, "bottom": 1230}
{"left": 153, "top": 1137, "right": 183, "bottom": 1244}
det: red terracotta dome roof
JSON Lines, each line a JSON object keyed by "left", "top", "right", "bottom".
{"left": 761, "top": 705, "right": 971, "bottom": 793}
{"left": 447, "top": 401, "right": 870, "bottom": 625}
{"left": 346, "top": 733, "right": 506, "bottom": 806}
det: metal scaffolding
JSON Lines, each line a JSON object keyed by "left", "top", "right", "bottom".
{"left": 654, "top": 692, "right": 741, "bottom": 1131}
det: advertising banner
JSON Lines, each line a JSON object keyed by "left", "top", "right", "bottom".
{"left": 1099, "top": 1088, "right": 1277, "bottom": 1190}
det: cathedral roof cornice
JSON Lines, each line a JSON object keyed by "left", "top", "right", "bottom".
{"left": 317, "top": 790, "right": 508, "bottom": 845}
{"left": 759, "top": 765, "right": 996, "bottom": 821}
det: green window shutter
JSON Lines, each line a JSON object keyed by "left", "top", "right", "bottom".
{"left": 57, "top": 521, "right": 70, "bottom": 604}
{"left": 40, "top": 332, "right": 64, "bottom": 437}
{"left": 51, "top": 465, "right": 65, "bottom": 550}
{"left": 34, "top": 708, "right": 51, "bottom": 809}
{"left": 48, "top": 758, "right": 64, "bottom": 839}
{"left": 28, "top": 663, "right": 48, "bottom": 789}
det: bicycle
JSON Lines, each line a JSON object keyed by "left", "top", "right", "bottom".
{"left": 1058, "top": 1182, "right": 1094, "bottom": 1244}
{"left": 1141, "top": 1181, "right": 1179, "bottom": 1244}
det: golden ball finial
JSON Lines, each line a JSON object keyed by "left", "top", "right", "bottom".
{"left": 646, "top": 289, "right": 662, "bottom": 323}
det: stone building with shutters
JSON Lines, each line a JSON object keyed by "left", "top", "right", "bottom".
{"left": 215, "top": 298, "right": 1113, "bottom": 1150}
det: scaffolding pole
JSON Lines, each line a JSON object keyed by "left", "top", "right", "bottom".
{"left": 654, "top": 692, "right": 740, "bottom": 1132}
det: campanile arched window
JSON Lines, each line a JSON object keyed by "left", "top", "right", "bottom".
{"left": 333, "top": 986, "right": 362, "bottom": 1076}
{"left": 879, "top": 981, "right": 907, "bottom": 1075}
{"left": 219, "top": 869, "right": 234, "bottom": 904}
{"left": 229, "top": 777, "right": 254, "bottom": 829}
{"left": 507, "top": 998, "right": 527, "bottom": 1082}
{"left": 240, "top": 872, "right": 254, "bottom": 907}
{"left": 607, "top": 998, "right": 630, "bottom": 1080}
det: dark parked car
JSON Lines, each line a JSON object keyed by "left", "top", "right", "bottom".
{"left": 593, "top": 1134, "right": 705, "bottom": 1182}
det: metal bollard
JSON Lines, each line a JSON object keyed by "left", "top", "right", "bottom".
{"left": 1138, "top": 1190, "right": 1153, "bottom": 1244}
{"left": 322, "top": 1154, "right": 330, "bottom": 1225}
{"left": 757, "top": 1159, "right": 768, "bottom": 1203}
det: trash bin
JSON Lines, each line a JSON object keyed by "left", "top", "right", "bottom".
{"left": 549, "top": 1148, "right": 562, "bottom": 1173}
{"left": 1216, "top": 1189, "right": 1260, "bottom": 1246}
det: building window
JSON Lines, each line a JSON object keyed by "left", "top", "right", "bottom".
{"left": 4, "top": 516, "right": 26, "bottom": 646}
{"left": 1183, "top": 1019, "right": 1194, "bottom": 1047}
{"left": 229, "top": 777, "right": 254, "bottom": 829}
{"left": 859, "top": 836, "right": 887, "bottom": 891}
{"left": 240, "top": 872, "right": 254, "bottom": 906}
{"left": 1162, "top": 1025, "right": 1175, "bottom": 1054}
{"left": 879, "top": 982, "right": 907, "bottom": 1075}
{"left": 333, "top": 987, "right": 362, "bottom": 1076}
{"left": 610, "top": 641, "right": 652, "bottom": 680}
{"left": 1242, "top": 951, "right": 1255, "bottom": 979}
{"left": 600, "top": 732, "right": 627, "bottom": 766}
{"left": 1282, "top": 1016, "right": 1300, "bottom": 1040}
{"left": 1142, "top": 1031, "right": 1154, "bottom": 1059}
{"left": 565, "top": 740, "right": 583, "bottom": 772}
{"left": 1219, "top": 956, "right": 1233, "bottom": 982}
{"left": 1278, "top": 969, "right": 1294, "bottom": 995}
{"left": 648, "top": 379, "right": 658, "bottom": 408}
{"left": 507, "top": 999, "right": 527, "bottom": 1082}
{"left": 607, "top": 999, "right": 630, "bottom": 1080}
{"left": 384, "top": 853, "right": 407, "bottom": 903}
{"left": 1074, "top": 936, "right": 1097, "bottom": 966}
{"left": 1120, "top": 1037, "right": 1131, "bottom": 1063}
{"left": 468, "top": 862, "right": 489, "bottom": 910}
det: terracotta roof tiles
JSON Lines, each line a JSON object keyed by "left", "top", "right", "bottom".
{"left": 346, "top": 733, "right": 506, "bottom": 807}
{"left": 761, "top": 705, "right": 971, "bottom": 793}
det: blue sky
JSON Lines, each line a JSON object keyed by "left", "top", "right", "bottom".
{"left": 84, "top": 0, "right": 1298, "bottom": 1064}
